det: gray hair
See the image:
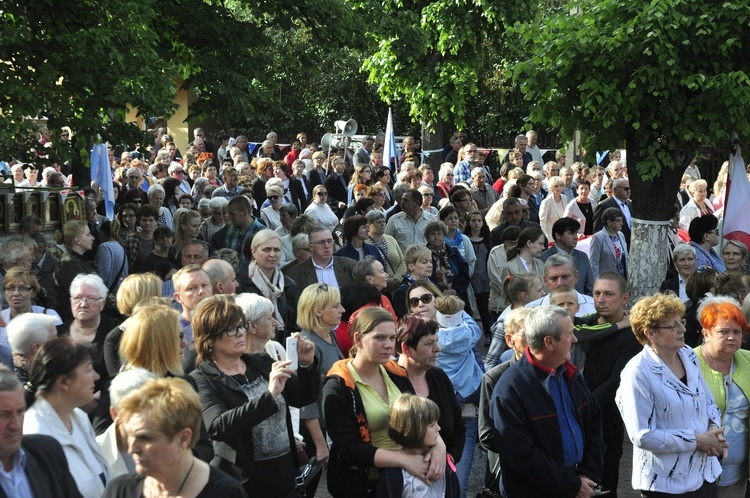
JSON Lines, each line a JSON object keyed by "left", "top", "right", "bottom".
{"left": 525, "top": 306, "right": 571, "bottom": 350}
{"left": 7, "top": 313, "right": 57, "bottom": 355}
{"left": 470, "top": 167, "right": 486, "bottom": 178}
{"left": 613, "top": 178, "right": 629, "bottom": 189}
{"left": 0, "top": 366, "right": 22, "bottom": 393}
{"left": 672, "top": 243, "right": 696, "bottom": 260}
{"left": 543, "top": 161, "right": 558, "bottom": 172}
{"left": 308, "top": 226, "right": 331, "bottom": 245}
{"left": 439, "top": 163, "right": 454, "bottom": 178}
{"left": 127, "top": 167, "right": 142, "bottom": 178}
{"left": 262, "top": 140, "right": 274, "bottom": 148}
{"left": 365, "top": 210, "right": 386, "bottom": 224}
{"left": 544, "top": 253, "right": 576, "bottom": 275}
{"left": 197, "top": 198, "right": 211, "bottom": 210}
{"left": 109, "top": 368, "right": 158, "bottom": 410}
{"left": 202, "top": 259, "right": 233, "bottom": 286}
{"left": 724, "top": 240, "right": 749, "bottom": 258}
{"left": 147, "top": 183, "right": 165, "bottom": 199}
{"left": 193, "top": 177, "right": 209, "bottom": 189}
{"left": 235, "top": 293, "right": 275, "bottom": 324}
{"left": 353, "top": 256, "right": 380, "bottom": 281}
{"left": 168, "top": 162, "right": 183, "bottom": 174}
{"left": 69, "top": 273, "right": 108, "bottom": 299}
{"left": 279, "top": 204, "right": 299, "bottom": 217}
{"left": 42, "top": 167, "right": 57, "bottom": 180}
{"left": 292, "top": 233, "right": 310, "bottom": 252}
{"left": 607, "top": 160, "right": 622, "bottom": 173}
{"left": 208, "top": 197, "right": 228, "bottom": 210}
{"left": 514, "top": 134, "right": 527, "bottom": 145}
{"left": 0, "top": 241, "right": 29, "bottom": 266}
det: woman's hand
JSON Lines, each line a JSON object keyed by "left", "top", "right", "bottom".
{"left": 400, "top": 453, "right": 430, "bottom": 484}
{"left": 696, "top": 427, "right": 728, "bottom": 457}
{"left": 292, "top": 332, "right": 315, "bottom": 367}
{"left": 268, "top": 360, "right": 293, "bottom": 398}
{"left": 424, "top": 436, "right": 446, "bottom": 481}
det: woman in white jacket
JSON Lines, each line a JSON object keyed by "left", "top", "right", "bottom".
{"left": 24, "top": 337, "right": 111, "bottom": 498}
{"left": 616, "top": 293, "right": 725, "bottom": 497}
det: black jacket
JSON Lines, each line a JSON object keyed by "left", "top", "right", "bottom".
{"left": 191, "top": 353, "right": 319, "bottom": 492}
{"left": 0, "top": 435, "right": 83, "bottom": 498}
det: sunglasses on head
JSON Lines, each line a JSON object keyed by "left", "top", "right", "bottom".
{"left": 408, "top": 294, "right": 434, "bottom": 308}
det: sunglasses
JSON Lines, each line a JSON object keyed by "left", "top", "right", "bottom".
{"left": 268, "top": 195, "right": 280, "bottom": 200}
{"left": 408, "top": 294, "right": 434, "bottom": 308}
{"left": 317, "top": 192, "right": 328, "bottom": 197}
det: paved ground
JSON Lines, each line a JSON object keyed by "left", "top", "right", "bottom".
{"left": 313, "top": 331, "right": 643, "bottom": 497}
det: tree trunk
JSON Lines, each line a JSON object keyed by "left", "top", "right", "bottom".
{"left": 421, "top": 117, "right": 444, "bottom": 170}
{"left": 628, "top": 220, "right": 672, "bottom": 303}
{"left": 625, "top": 133, "right": 691, "bottom": 301}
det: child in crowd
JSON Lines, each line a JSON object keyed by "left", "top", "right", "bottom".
{"left": 485, "top": 273, "right": 543, "bottom": 369}
{"left": 377, "top": 394, "right": 461, "bottom": 498}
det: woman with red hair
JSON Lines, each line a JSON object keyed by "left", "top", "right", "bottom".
{"left": 696, "top": 297, "right": 750, "bottom": 497}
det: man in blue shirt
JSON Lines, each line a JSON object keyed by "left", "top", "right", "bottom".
{"left": 490, "top": 306, "right": 604, "bottom": 498}
{"left": 0, "top": 367, "right": 83, "bottom": 498}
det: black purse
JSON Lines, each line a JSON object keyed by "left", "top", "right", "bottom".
{"left": 295, "top": 456, "right": 327, "bottom": 497}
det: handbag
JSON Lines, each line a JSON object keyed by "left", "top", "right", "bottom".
{"left": 295, "top": 456, "right": 327, "bottom": 497}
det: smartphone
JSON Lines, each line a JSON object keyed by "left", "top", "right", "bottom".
{"left": 286, "top": 336, "right": 298, "bottom": 370}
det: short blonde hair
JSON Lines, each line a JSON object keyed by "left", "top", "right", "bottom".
{"left": 505, "top": 307, "right": 532, "bottom": 337}
{"left": 297, "top": 284, "right": 341, "bottom": 332}
{"left": 116, "top": 273, "right": 163, "bottom": 316}
{"left": 251, "top": 229, "right": 282, "bottom": 252}
{"left": 118, "top": 377, "right": 201, "bottom": 448}
{"left": 630, "top": 293, "right": 685, "bottom": 346}
{"left": 120, "top": 305, "right": 183, "bottom": 376}
{"left": 688, "top": 179, "right": 708, "bottom": 194}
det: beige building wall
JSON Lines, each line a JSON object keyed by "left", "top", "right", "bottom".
{"left": 125, "top": 78, "right": 190, "bottom": 153}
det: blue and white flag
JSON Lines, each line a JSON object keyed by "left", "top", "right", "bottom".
{"left": 91, "top": 143, "right": 115, "bottom": 219}
{"left": 383, "top": 108, "right": 398, "bottom": 171}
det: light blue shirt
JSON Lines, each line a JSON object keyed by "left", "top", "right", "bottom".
{"left": 312, "top": 258, "right": 340, "bottom": 288}
{"left": 0, "top": 448, "right": 34, "bottom": 498}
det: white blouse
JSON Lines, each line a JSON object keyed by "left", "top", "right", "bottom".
{"left": 616, "top": 345, "right": 722, "bottom": 494}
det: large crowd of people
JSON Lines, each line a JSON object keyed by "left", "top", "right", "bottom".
{"left": 0, "top": 126, "right": 748, "bottom": 498}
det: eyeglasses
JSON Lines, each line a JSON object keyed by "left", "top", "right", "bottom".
{"left": 4, "top": 286, "right": 33, "bottom": 294}
{"left": 316, "top": 192, "right": 328, "bottom": 197}
{"left": 408, "top": 294, "right": 435, "bottom": 308}
{"left": 653, "top": 319, "right": 687, "bottom": 333}
{"left": 223, "top": 323, "right": 248, "bottom": 337}
{"left": 267, "top": 195, "right": 280, "bottom": 200}
{"left": 311, "top": 238, "right": 334, "bottom": 246}
{"left": 72, "top": 296, "right": 104, "bottom": 305}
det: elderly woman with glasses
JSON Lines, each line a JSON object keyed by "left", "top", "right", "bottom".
{"left": 305, "top": 184, "right": 339, "bottom": 232}
{"left": 58, "top": 274, "right": 120, "bottom": 413}
{"left": 1, "top": 268, "right": 62, "bottom": 349}
{"left": 424, "top": 221, "right": 470, "bottom": 301}
{"left": 437, "top": 163, "right": 455, "bottom": 200}
{"left": 689, "top": 214, "right": 725, "bottom": 273}
{"left": 190, "top": 296, "right": 319, "bottom": 498}
{"left": 617, "top": 293, "right": 725, "bottom": 497}
{"left": 261, "top": 185, "right": 285, "bottom": 231}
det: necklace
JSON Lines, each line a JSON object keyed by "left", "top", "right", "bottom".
{"left": 176, "top": 458, "right": 195, "bottom": 496}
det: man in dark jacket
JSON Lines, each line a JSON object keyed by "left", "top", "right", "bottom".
{"left": 490, "top": 306, "right": 604, "bottom": 498}
{"left": 0, "top": 367, "right": 84, "bottom": 498}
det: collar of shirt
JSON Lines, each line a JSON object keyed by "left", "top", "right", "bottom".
{"left": 312, "top": 258, "right": 334, "bottom": 270}
{"left": 525, "top": 347, "right": 577, "bottom": 380}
